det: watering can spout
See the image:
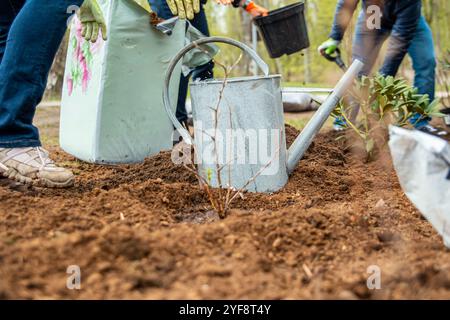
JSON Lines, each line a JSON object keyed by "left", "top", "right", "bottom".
{"left": 286, "top": 59, "right": 364, "bottom": 174}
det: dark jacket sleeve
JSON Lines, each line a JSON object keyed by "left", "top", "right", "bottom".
{"left": 329, "top": 0, "right": 360, "bottom": 41}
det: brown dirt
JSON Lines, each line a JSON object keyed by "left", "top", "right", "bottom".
{"left": 1, "top": 125, "right": 450, "bottom": 299}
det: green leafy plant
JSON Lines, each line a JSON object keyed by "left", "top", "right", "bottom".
{"left": 333, "top": 74, "right": 443, "bottom": 160}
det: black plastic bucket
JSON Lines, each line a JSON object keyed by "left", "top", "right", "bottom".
{"left": 254, "top": 2, "right": 310, "bottom": 59}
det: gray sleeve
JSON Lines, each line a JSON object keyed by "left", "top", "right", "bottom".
{"left": 329, "top": 0, "right": 360, "bottom": 41}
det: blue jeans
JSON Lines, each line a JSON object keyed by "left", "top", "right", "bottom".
{"left": 0, "top": 0, "right": 84, "bottom": 148}
{"left": 349, "top": 5, "right": 435, "bottom": 129}
{"left": 408, "top": 16, "right": 436, "bottom": 102}
{"left": 149, "top": 0, "right": 213, "bottom": 123}
{"left": 408, "top": 16, "right": 436, "bottom": 128}
{"left": 351, "top": 0, "right": 422, "bottom": 77}
{"left": 335, "top": 14, "right": 436, "bottom": 128}
{"left": 352, "top": 13, "right": 436, "bottom": 101}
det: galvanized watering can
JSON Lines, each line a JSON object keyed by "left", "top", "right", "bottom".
{"left": 163, "top": 37, "right": 363, "bottom": 193}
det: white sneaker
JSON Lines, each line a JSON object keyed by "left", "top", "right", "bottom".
{"left": 444, "top": 115, "right": 450, "bottom": 127}
{"left": 418, "top": 124, "right": 448, "bottom": 136}
{"left": 333, "top": 123, "right": 346, "bottom": 131}
{"left": 0, "top": 147, "right": 74, "bottom": 188}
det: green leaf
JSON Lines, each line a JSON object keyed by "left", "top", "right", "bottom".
{"left": 429, "top": 112, "right": 446, "bottom": 118}
{"left": 425, "top": 99, "right": 441, "bottom": 113}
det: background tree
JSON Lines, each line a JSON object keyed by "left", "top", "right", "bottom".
{"left": 45, "top": 0, "right": 450, "bottom": 98}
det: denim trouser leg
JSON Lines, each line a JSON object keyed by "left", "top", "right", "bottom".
{"left": 148, "top": 0, "right": 173, "bottom": 19}
{"left": 408, "top": 16, "right": 436, "bottom": 101}
{"left": 352, "top": 1, "right": 421, "bottom": 77}
{"left": 0, "top": 0, "right": 26, "bottom": 63}
{"left": 352, "top": 10, "right": 389, "bottom": 77}
{"left": 407, "top": 16, "right": 436, "bottom": 128}
{"left": 149, "top": 0, "right": 213, "bottom": 123}
{"left": 178, "top": 6, "right": 213, "bottom": 122}
{"left": 0, "top": 0, "right": 84, "bottom": 148}
{"left": 378, "top": 1, "right": 421, "bottom": 76}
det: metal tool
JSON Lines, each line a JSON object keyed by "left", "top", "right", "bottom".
{"left": 163, "top": 37, "right": 363, "bottom": 192}
{"left": 152, "top": 16, "right": 179, "bottom": 36}
{"left": 322, "top": 48, "right": 347, "bottom": 71}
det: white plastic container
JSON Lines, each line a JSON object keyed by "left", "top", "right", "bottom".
{"left": 60, "top": 0, "right": 185, "bottom": 164}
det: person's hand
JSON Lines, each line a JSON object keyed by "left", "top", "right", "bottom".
{"left": 79, "top": 0, "right": 107, "bottom": 43}
{"left": 246, "top": 2, "right": 269, "bottom": 17}
{"left": 318, "top": 38, "right": 340, "bottom": 56}
{"left": 166, "top": 0, "right": 201, "bottom": 20}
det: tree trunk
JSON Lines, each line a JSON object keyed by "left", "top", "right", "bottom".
{"left": 43, "top": 33, "right": 69, "bottom": 101}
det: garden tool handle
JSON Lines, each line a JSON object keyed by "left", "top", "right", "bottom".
{"left": 163, "top": 36, "right": 270, "bottom": 145}
{"left": 322, "top": 48, "right": 347, "bottom": 71}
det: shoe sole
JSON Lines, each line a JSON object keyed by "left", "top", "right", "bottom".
{"left": 1, "top": 167, "right": 74, "bottom": 188}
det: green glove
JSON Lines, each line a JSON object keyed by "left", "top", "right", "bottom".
{"left": 79, "top": 0, "right": 108, "bottom": 43}
{"left": 318, "top": 38, "right": 340, "bottom": 56}
{"left": 166, "top": 0, "right": 201, "bottom": 20}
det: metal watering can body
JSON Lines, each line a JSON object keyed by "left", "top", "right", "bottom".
{"left": 190, "top": 74, "right": 288, "bottom": 192}
{"left": 163, "top": 37, "right": 364, "bottom": 193}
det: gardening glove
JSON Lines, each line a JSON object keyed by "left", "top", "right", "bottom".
{"left": 166, "top": 0, "right": 201, "bottom": 20}
{"left": 318, "top": 38, "right": 340, "bottom": 56}
{"left": 244, "top": 1, "right": 269, "bottom": 17}
{"left": 79, "top": 0, "right": 108, "bottom": 43}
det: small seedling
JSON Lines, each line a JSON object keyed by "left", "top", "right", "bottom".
{"left": 178, "top": 48, "right": 278, "bottom": 218}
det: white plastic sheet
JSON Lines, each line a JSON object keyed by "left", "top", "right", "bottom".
{"left": 282, "top": 92, "right": 320, "bottom": 113}
{"left": 389, "top": 126, "right": 450, "bottom": 247}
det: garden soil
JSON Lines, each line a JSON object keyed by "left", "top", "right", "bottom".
{"left": 1, "top": 125, "right": 450, "bottom": 299}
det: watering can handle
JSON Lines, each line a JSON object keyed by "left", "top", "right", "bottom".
{"left": 163, "top": 36, "right": 270, "bottom": 145}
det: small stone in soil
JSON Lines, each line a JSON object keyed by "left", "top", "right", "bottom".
{"left": 377, "top": 230, "right": 402, "bottom": 243}
{"left": 375, "top": 199, "right": 386, "bottom": 208}
{"left": 181, "top": 211, "right": 220, "bottom": 224}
